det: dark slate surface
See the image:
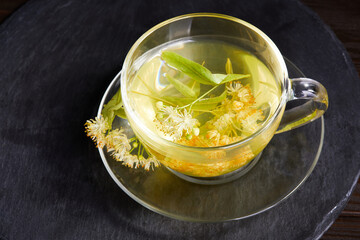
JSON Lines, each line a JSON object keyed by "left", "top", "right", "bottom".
{"left": 0, "top": 0, "right": 359, "bottom": 239}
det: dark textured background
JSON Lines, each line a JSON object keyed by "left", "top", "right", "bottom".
{"left": 0, "top": 0, "right": 359, "bottom": 239}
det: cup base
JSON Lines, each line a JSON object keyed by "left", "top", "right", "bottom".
{"left": 166, "top": 152, "right": 263, "bottom": 185}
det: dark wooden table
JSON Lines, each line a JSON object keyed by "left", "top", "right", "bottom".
{"left": 0, "top": 0, "right": 359, "bottom": 239}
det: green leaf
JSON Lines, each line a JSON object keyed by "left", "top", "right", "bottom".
{"left": 162, "top": 96, "right": 195, "bottom": 106}
{"left": 195, "top": 90, "right": 227, "bottom": 105}
{"left": 212, "top": 73, "right": 250, "bottom": 85}
{"left": 212, "top": 74, "right": 227, "bottom": 84}
{"left": 114, "top": 108, "right": 127, "bottom": 119}
{"left": 191, "top": 91, "right": 227, "bottom": 111}
{"left": 165, "top": 73, "right": 197, "bottom": 98}
{"left": 220, "top": 74, "right": 250, "bottom": 84}
{"left": 191, "top": 103, "right": 219, "bottom": 111}
{"left": 103, "top": 89, "right": 123, "bottom": 112}
{"left": 102, "top": 88, "right": 126, "bottom": 124}
{"left": 162, "top": 91, "right": 226, "bottom": 107}
{"left": 102, "top": 110, "right": 115, "bottom": 126}
{"left": 161, "top": 51, "right": 217, "bottom": 85}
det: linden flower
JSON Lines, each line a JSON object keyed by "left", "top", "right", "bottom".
{"left": 212, "top": 113, "right": 235, "bottom": 133}
{"left": 106, "top": 129, "right": 131, "bottom": 158}
{"left": 85, "top": 115, "right": 160, "bottom": 171}
{"left": 219, "top": 135, "right": 232, "bottom": 145}
{"left": 85, "top": 116, "right": 110, "bottom": 148}
{"left": 235, "top": 109, "right": 253, "bottom": 122}
{"left": 241, "top": 110, "right": 265, "bottom": 133}
{"left": 206, "top": 129, "right": 220, "bottom": 140}
{"left": 158, "top": 106, "right": 199, "bottom": 140}
{"left": 226, "top": 82, "right": 243, "bottom": 96}
{"left": 142, "top": 156, "right": 161, "bottom": 171}
{"left": 232, "top": 100, "right": 244, "bottom": 112}
{"left": 121, "top": 154, "right": 140, "bottom": 169}
{"left": 220, "top": 98, "right": 234, "bottom": 113}
{"left": 237, "top": 86, "right": 253, "bottom": 103}
{"left": 106, "top": 129, "right": 131, "bottom": 150}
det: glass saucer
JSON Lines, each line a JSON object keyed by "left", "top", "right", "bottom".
{"left": 97, "top": 58, "right": 324, "bottom": 222}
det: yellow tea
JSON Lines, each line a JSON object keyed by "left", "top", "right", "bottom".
{"left": 129, "top": 36, "right": 280, "bottom": 146}
{"left": 122, "top": 36, "right": 282, "bottom": 176}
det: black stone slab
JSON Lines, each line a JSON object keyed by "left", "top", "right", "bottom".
{"left": 0, "top": 0, "right": 359, "bottom": 239}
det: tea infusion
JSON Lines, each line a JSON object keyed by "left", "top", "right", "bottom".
{"left": 129, "top": 37, "right": 280, "bottom": 147}
{"left": 85, "top": 36, "right": 281, "bottom": 172}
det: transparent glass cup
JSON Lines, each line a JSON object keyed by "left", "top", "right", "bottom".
{"left": 121, "top": 13, "right": 328, "bottom": 181}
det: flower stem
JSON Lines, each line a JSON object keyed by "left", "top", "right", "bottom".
{"left": 137, "top": 142, "right": 141, "bottom": 156}
{"left": 144, "top": 147, "right": 151, "bottom": 157}
{"left": 179, "top": 85, "right": 219, "bottom": 109}
{"left": 140, "top": 145, "right": 145, "bottom": 156}
{"left": 191, "top": 109, "right": 217, "bottom": 114}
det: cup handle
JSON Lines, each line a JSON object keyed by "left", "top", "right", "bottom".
{"left": 276, "top": 78, "right": 328, "bottom": 134}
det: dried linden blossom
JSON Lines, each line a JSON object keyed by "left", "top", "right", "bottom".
{"left": 156, "top": 81, "right": 264, "bottom": 147}
{"left": 154, "top": 106, "right": 200, "bottom": 140}
{"left": 85, "top": 116, "right": 160, "bottom": 171}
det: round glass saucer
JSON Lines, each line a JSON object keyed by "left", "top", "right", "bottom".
{"left": 97, "top": 58, "right": 324, "bottom": 222}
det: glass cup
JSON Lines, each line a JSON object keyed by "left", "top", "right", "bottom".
{"left": 120, "top": 13, "right": 328, "bottom": 182}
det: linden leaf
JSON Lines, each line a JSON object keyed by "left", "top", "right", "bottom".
{"left": 165, "top": 73, "right": 197, "bottom": 98}
{"left": 212, "top": 74, "right": 227, "bottom": 84}
{"left": 103, "top": 89, "right": 123, "bottom": 112}
{"left": 162, "top": 96, "right": 195, "bottom": 106}
{"left": 213, "top": 73, "right": 251, "bottom": 85}
{"left": 102, "top": 88, "right": 127, "bottom": 124}
{"left": 191, "top": 103, "right": 219, "bottom": 111}
{"left": 220, "top": 74, "right": 250, "bottom": 84}
{"left": 161, "top": 51, "right": 217, "bottom": 85}
{"left": 195, "top": 90, "right": 227, "bottom": 105}
{"left": 114, "top": 108, "right": 127, "bottom": 119}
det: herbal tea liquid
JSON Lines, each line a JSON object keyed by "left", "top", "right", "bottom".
{"left": 126, "top": 36, "right": 281, "bottom": 176}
